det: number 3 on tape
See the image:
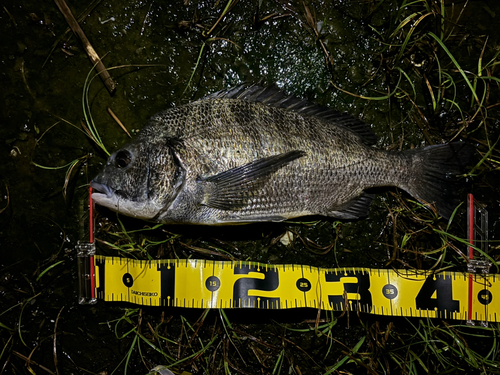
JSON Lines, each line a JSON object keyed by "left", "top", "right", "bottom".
{"left": 325, "top": 270, "right": 372, "bottom": 313}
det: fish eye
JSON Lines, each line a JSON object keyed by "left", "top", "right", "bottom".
{"left": 115, "top": 150, "right": 132, "bottom": 168}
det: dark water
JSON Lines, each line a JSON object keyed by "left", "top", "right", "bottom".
{"left": 1, "top": 0, "right": 500, "bottom": 374}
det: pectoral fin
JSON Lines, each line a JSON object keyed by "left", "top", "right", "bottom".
{"left": 198, "top": 150, "right": 305, "bottom": 210}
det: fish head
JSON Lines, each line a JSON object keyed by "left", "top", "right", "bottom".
{"left": 90, "top": 139, "right": 180, "bottom": 221}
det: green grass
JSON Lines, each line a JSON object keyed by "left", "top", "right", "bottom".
{"left": 6, "top": 0, "right": 500, "bottom": 374}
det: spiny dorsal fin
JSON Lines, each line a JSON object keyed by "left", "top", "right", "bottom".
{"left": 205, "top": 84, "right": 377, "bottom": 145}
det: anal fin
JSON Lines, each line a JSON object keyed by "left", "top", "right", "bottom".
{"left": 326, "top": 193, "right": 374, "bottom": 220}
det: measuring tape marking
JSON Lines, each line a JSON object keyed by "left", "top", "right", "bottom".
{"left": 93, "top": 256, "right": 498, "bottom": 321}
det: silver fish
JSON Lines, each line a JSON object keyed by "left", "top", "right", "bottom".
{"left": 91, "top": 85, "right": 471, "bottom": 224}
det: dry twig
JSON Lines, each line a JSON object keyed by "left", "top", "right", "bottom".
{"left": 54, "top": 0, "right": 116, "bottom": 94}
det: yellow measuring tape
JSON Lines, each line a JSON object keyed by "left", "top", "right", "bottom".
{"left": 92, "top": 256, "right": 498, "bottom": 322}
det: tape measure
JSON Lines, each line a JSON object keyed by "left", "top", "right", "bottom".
{"left": 85, "top": 256, "right": 496, "bottom": 322}
{"left": 78, "top": 189, "right": 495, "bottom": 323}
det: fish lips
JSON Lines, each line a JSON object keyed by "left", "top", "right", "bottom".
{"left": 90, "top": 181, "right": 118, "bottom": 208}
{"left": 90, "top": 181, "right": 160, "bottom": 220}
{"left": 90, "top": 181, "right": 114, "bottom": 197}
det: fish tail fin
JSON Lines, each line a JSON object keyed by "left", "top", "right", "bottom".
{"left": 403, "top": 142, "right": 474, "bottom": 219}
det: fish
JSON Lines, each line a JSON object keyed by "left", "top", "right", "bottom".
{"left": 90, "top": 85, "right": 472, "bottom": 225}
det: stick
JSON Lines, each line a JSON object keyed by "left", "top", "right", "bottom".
{"left": 107, "top": 107, "right": 131, "bottom": 138}
{"left": 54, "top": 0, "right": 116, "bottom": 94}
{"left": 44, "top": 0, "right": 103, "bottom": 67}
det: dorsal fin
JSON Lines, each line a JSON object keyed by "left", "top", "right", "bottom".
{"left": 205, "top": 84, "right": 377, "bottom": 145}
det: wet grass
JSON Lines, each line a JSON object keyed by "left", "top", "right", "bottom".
{"left": 1, "top": 0, "right": 500, "bottom": 374}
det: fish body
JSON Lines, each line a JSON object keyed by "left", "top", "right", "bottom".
{"left": 91, "top": 85, "right": 470, "bottom": 224}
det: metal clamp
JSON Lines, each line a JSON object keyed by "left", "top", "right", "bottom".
{"left": 77, "top": 241, "right": 97, "bottom": 305}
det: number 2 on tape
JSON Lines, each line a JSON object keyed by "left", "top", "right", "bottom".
{"left": 233, "top": 264, "right": 279, "bottom": 308}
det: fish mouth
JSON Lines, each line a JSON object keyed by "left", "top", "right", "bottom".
{"left": 90, "top": 181, "right": 114, "bottom": 198}
{"left": 90, "top": 180, "right": 159, "bottom": 220}
{"left": 90, "top": 181, "right": 120, "bottom": 210}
